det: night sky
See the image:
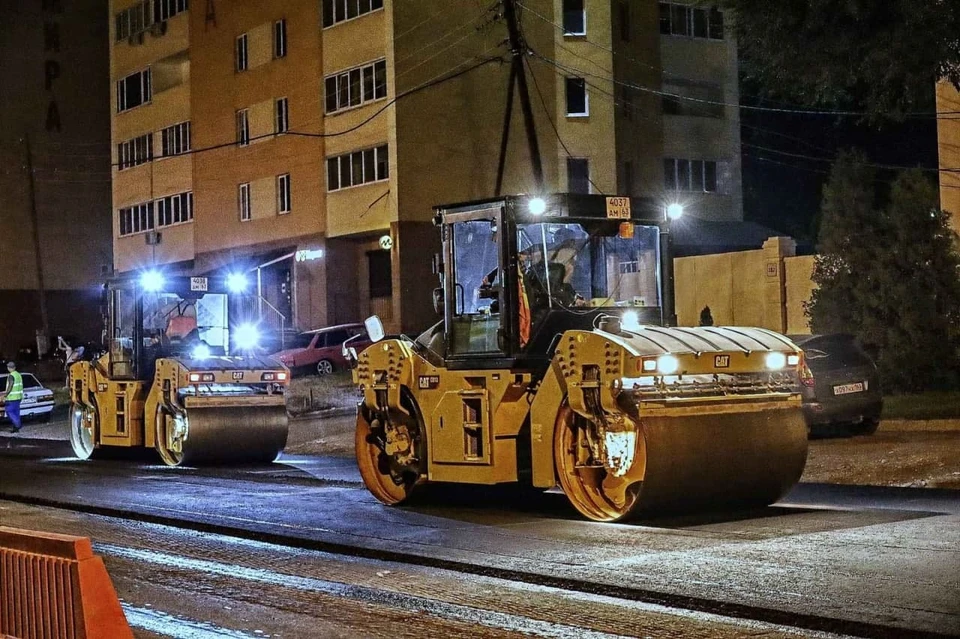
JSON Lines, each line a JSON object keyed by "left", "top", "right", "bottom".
{"left": 739, "top": 83, "right": 941, "bottom": 246}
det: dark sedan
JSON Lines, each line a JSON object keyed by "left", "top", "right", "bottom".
{"left": 790, "top": 334, "right": 883, "bottom": 436}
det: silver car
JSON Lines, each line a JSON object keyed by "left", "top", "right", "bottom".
{"left": 0, "top": 372, "right": 55, "bottom": 423}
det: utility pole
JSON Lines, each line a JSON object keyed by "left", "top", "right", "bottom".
{"left": 24, "top": 134, "right": 50, "bottom": 351}
{"left": 501, "top": 0, "right": 544, "bottom": 192}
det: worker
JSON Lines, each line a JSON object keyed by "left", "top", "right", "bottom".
{"left": 1, "top": 361, "right": 24, "bottom": 433}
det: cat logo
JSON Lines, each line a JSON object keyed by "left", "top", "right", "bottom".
{"left": 232, "top": 371, "right": 244, "bottom": 380}
{"left": 714, "top": 355, "right": 731, "bottom": 368}
{"left": 418, "top": 375, "right": 440, "bottom": 390}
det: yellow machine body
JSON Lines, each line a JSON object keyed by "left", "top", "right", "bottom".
{"left": 70, "top": 354, "right": 289, "bottom": 466}
{"left": 354, "top": 326, "right": 807, "bottom": 519}
{"left": 352, "top": 195, "right": 808, "bottom": 521}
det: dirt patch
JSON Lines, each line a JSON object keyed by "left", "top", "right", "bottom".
{"left": 802, "top": 421, "right": 960, "bottom": 489}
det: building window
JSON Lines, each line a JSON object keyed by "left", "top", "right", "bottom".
{"left": 115, "top": 0, "right": 151, "bottom": 42}
{"left": 117, "top": 133, "right": 153, "bottom": 170}
{"left": 567, "top": 158, "right": 590, "bottom": 194}
{"left": 236, "top": 33, "right": 248, "bottom": 71}
{"left": 274, "top": 19, "right": 287, "bottom": 58}
{"left": 275, "top": 98, "right": 289, "bottom": 134}
{"left": 160, "top": 121, "right": 191, "bottom": 157}
{"left": 325, "top": 59, "right": 387, "bottom": 114}
{"left": 156, "top": 191, "right": 194, "bottom": 227}
{"left": 659, "top": 3, "right": 723, "bottom": 40}
{"left": 619, "top": 1, "right": 630, "bottom": 41}
{"left": 326, "top": 145, "right": 388, "bottom": 192}
{"left": 565, "top": 77, "right": 588, "bottom": 117}
{"left": 116, "top": 69, "right": 151, "bottom": 113}
{"left": 662, "top": 83, "right": 724, "bottom": 118}
{"left": 277, "top": 173, "right": 291, "bottom": 214}
{"left": 118, "top": 201, "right": 155, "bottom": 237}
{"left": 368, "top": 249, "right": 392, "bottom": 297}
{"left": 236, "top": 109, "right": 250, "bottom": 146}
{"left": 562, "top": 0, "right": 585, "bottom": 35}
{"left": 153, "top": 0, "right": 188, "bottom": 23}
{"left": 664, "top": 158, "right": 720, "bottom": 192}
{"left": 239, "top": 183, "right": 252, "bottom": 221}
{"left": 322, "top": 0, "right": 384, "bottom": 29}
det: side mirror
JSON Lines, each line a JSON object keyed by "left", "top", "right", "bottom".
{"left": 432, "top": 288, "right": 443, "bottom": 315}
{"left": 364, "top": 315, "right": 385, "bottom": 343}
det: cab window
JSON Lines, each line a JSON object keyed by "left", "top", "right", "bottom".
{"left": 449, "top": 219, "right": 501, "bottom": 355}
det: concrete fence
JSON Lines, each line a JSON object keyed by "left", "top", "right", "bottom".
{"left": 674, "top": 237, "right": 816, "bottom": 335}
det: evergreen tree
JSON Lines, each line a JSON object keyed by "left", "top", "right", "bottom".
{"left": 808, "top": 154, "right": 960, "bottom": 391}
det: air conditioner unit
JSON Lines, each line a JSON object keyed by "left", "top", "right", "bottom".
{"left": 145, "top": 231, "right": 162, "bottom": 245}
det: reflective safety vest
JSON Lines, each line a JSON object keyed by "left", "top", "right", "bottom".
{"left": 6, "top": 370, "right": 23, "bottom": 401}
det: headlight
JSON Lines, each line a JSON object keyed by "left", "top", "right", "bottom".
{"left": 191, "top": 344, "right": 211, "bottom": 359}
{"left": 657, "top": 355, "right": 680, "bottom": 375}
{"left": 621, "top": 310, "right": 641, "bottom": 332}
{"left": 226, "top": 272, "right": 248, "bottom": 293}
{"left": 667, "top": 203, "right": 684, "bottom": 220}
{"left": 234, "top": 324, "right": 260, "bottom": 351}
{"left": 140, "top": 270, "right": 164, "bottom": 292}
{"left": 765, "top": 352, "right": 787, "bottom": 370}
{"left": 528, "top": 197, "right": 547, "bottom": 215}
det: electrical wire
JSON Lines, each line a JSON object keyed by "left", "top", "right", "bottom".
{"left": 516, "top": 0, "right": 960, "bottom": 120}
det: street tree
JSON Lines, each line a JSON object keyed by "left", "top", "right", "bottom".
{"left": 719, "top": 0, "right": 960, "bottom": 119}
{"left": 809, "top": 154, "right": 960, "bottom": 391}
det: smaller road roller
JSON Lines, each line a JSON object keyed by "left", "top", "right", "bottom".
{"left": 69, "top": 272, "right": 289, "bottom": 466}
{"left": 352, "top": 194, "right": 808, "bottom": 521}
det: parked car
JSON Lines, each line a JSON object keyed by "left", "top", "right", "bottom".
{"left": 789, "top": 334, "right": 883, "bottom": 436}
{"left": 270, "top": 323, "right": 371, "bottom": 376}
{"left": 0, "top": 372, "right": 55, "bottom": 423}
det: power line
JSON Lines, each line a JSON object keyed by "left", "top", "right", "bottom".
{"left": 523, "top": 55, "right": 605, "bottom": 195}
{"left": 101, "top": 52, "right": 505, "bottom": 170}
{"left": 514, "top": 4, "right": 960, "bottom": 121}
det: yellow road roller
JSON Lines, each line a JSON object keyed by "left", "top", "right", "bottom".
{"left": 351, "top": 194, "right": 808, "bottom": 521}
{"left": 69, "top": 272, "right": 289, "bottom": 466}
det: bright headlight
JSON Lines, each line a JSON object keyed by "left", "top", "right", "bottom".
{"left": 657, "top": 355, "right": 680, "bottom": 375}
{"left": 234, "top": 323, "right": 260, "bottom": 351}
{"left": 528, "top": 197, "right": 547, "bottom": 216}
{"left": 765, "top": 352, "right": 787, "bottom": 370}
{"left": 191, "top": 344, "right": 211, "bottom": 360}
{"left": 667, "top": 203, "right": 684, "bottom": 220}
{"left": 621, "top": 310, "right": 641, "bottom": 332}
{"left": 226, "top": 272, "right": 248, "bottom": 293}
{"left": 140, "top": 270, "right": 164, "bottom": 292}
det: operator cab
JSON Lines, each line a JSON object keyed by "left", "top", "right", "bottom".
{"left": 420, "top": 194, "right": 676, "bottom": 371}
{"left": 104, "top": 273, "right": 258, "bottom": 380}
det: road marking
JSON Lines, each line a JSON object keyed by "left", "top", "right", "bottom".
{"left": 102, "top": 543, "right": 629, "bottom": 639}
{"left": 122, "top": 604, "right": 264, "bottom": 638}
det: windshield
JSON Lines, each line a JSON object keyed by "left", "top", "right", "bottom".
{"left": 517, "top": 221, "right": 661, "bottom": 309}
{"left": 112, "top": 289, "right": 230, "bottom": 359}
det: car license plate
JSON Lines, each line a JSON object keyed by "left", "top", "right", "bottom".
{"left": 21, "top": 398, "right": 35, "bottom": 405}
{"left": 833, "top": 382, "right": 865, "bottom": 395}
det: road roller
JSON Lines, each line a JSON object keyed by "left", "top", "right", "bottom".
{"left": 68, "top": 272, "right": 289, "bottom": 466}
{"left": 351, "top": 194, "right": 809, "bottom": 521}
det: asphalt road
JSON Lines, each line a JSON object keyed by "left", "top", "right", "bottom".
{"left": 0, "top": 437, "right": 958, "bottom": 637}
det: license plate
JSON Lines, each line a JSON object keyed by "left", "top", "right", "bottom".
{"left": 833, "top": 382, "right": 865, "bottom": 395}
{"left": 21, "top": 398, "right": 35, "bottom": 405}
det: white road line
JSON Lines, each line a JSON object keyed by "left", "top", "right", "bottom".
{"left": 122, "top": 605, "right": 265, "bottom": 639}
{"left": 102, "top": 543, "right": 627, "bottom": 639}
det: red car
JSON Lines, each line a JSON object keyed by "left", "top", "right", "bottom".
{"left": 270, "top": 323, "right": 370, "bottom": 376}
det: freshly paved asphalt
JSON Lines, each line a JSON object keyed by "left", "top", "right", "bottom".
{"left": 0, "top": 436, "right": 958, "bottom": 637}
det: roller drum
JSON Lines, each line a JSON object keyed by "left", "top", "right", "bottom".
{"left": 633, "top": 404, "right": 808, "bottom": 513}
{"left": 177, "top": 405, "right": 288, "bottom": 465}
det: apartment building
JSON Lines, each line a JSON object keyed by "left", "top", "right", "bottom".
{"left": 937, "top": 80, "right": 960, "bottom": 230}
{"left": 109, "top": 0, "right": 742, "bottom": 335}
{"left": 0, "top": 0, "right": 112, "bottom": 356}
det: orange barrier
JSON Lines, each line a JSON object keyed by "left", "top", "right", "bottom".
{"left": 0, "top": 527, "right": 132, "bottom": 639}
